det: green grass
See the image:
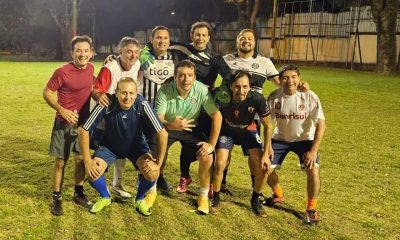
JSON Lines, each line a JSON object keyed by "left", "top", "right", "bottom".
{"left": 0, "top": 61, "right": 399, "bottom": 239}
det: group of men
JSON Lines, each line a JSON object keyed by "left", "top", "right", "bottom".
{"left": 43, "top": 21, "right": 325, "bottom": 225}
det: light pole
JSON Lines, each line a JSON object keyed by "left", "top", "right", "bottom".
{"left": 270, "top": 0, "right": 278, "bottom": 61}
{"left": 71, "top": 0, "right": 77, "bottom": 37}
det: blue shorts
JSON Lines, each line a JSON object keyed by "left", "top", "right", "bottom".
{"left": 93, "top": 145, "right": 150, "bottom": 168}
{"left": 216, "top": 130, "right": 263, "bottom": 155}
{"left": 271, "top": 139, "right": 320, "bottom": 169}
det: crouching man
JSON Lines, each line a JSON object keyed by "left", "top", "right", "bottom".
{"left": 78, "top": 77, "right": 167, "bottom": 216}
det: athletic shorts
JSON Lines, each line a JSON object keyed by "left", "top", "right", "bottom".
{"left": 216, "top": 130, "right": 263, "bottom": 155}
{"left": 93, "top": 144, "right": 150, "bottom": 168}
{"left": 271, "top": 139, "right": 320, "bottom": 169}
{"left": 48, "top": 119, "right": 81, "bottom": 160}
{"left": 166, "top": 129, "right": 208, "bottom": 162}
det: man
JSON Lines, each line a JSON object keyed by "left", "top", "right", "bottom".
{"left": 92, "top": 37, "right": 141, "bottom": 199}
{"left": 79, "top": 78, "right": 168, "bottom": 216}
{"left": 43, "top": 35, "right": 94, "bottom": 216}
{"left": 265, "top": 64, "right": 326, "bottom": 225}
{"left": 155, "top": 60, "right": 222, "bottom": 214}
{"left": 211, "top": 71, "right": 273, "bottom": 217}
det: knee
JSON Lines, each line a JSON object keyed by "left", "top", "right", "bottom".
{"left": 143, "top": 169, "right": 159, "bottom": 182}
{"left": 54, "top": 159, "right": 66, "bottom": 169}
{"left": 198, "top": 155, "right": 212, "bottom": 166}
{"left": 306, "top": 167, "right": 320, "bottom": 178}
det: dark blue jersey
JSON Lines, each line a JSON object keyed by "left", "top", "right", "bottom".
{"left": 83, "top": 95, "right": 163, "bottom": 158}
{"left": 220, "top": 91, "right": 270, "bottom": 133}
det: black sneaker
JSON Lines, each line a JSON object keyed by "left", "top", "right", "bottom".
{"left": 304, "top": 210, "right": 319, "bottom": 225}
{"left": 73, "top": 193, "right": 93, "bottom": 209}
{"left": 210, "top": 192, "right": 220, "bottom": 214}
{"left": 157, "top": 176, "right": 172, "bottom": 194}
{"left": 51, "top": 198, "right": 63, "bottom": 216}
{"left": 251, "top": 197, "right": 267, "bottom": 218}
{"left": 262, "top": 194, "right": 285, "bottom": 207}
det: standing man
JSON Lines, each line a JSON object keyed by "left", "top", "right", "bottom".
{"left": 265, "top": 64, "right": 325, "bottom": 225}
{"left": 211, "top": 71, "right": 273, "bottom": 217}
{"left": 43, "top": 35, "right": 94, "bottom": 216}
{"left": 155, "top": 60, "right": 222, "bottom": 215}
{"left": 91, "top": 37, "right": 141, "bottom": 199}
{"left": 79, "top": 78, "right": 168, "bottom": 215}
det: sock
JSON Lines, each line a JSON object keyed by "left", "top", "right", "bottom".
{"left": 89, "top": 176, "right": 110, "bottom": 198}
{"left": 222, "top": 170, "right": 228, "bottom": 184}
{"left": 307, "top": 198, "right": 318, "bottom": 210}
{"left": 250, "top": 175, "right": 255, "bottom": 188}
{"left": 147, "top": 183, "right": 157, "bottom": 194}
{"left": 199, "top": 187, "right": 209, "bottom": 198}
{"left": 136, "top": 174, "right": 156, "bottom": 201}
{"left": 252, "top": 191, "right": 261, "bottom": 200}
{"left": 74, "top": 185, "right": 84, "bottom": 196}
{"left": 53, "top": 191, "right": 62, "bottom": 200}
{"left": 213, "top": 191, "right": 220, "bottom": 199}
{"left": 273, "top": 185, "right": 284, "bottom": 198}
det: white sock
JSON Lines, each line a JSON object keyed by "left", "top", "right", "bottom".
{"left": 199, "top": 187, "right": 209, "bottom": 197}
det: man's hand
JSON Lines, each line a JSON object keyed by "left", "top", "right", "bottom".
{"left": 97, "top": 93, "right": 111, "bottom": 107}
{"left": 196, "top": 142, "right": 214, "bottom": 158}
{"left": 59, "top": 108, "right": 78, "bottom": 125}
{"left": 139, "top": 44, "right": 155, "bottom": 70}
{"left": 261, "top": 147, "right": 273, "bottom": 174}
{"left": 86, "top": 159, "right": 102, "bottom": 180}
{"left": 298, "top": 81, "right": 310, "bottom": 92}
{"left": 142, "top": 159, "right": 160, "bottom": 180}
{"left": 167, "top": 116, "right": 195, "bottom": 131}
{"left": 103, "top": 54, "right": 117, "bottom": 66}
{"left": 303, "top": 149, "right": 318, "bottom": 169}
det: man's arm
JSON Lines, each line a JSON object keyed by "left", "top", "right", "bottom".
{"left": 303, "top": 119, "right": 326, "bottom": 169}
{"left": 42, "top": 87, "right": 78, "bottom": 124}
{"left": 92, "top": 67, "right": 114, "bottom": 106}
{"left": 260, "top": 115, "right": 274, "bottom": 172}
{"left": 154, "top": 129, "right": 168, "bottom": 167}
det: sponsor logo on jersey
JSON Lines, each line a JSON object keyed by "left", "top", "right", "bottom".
{"left": 149, "top": 66, "right": 171, "bottom": 81}
{"left": 225, "top": 119, "right": 249, "bottom": 129}
{"left": 234, "top": 110, "right": 240, "bottom": 118}
{"left": 248, "top": 107, "right": 254, "bottom": 113}
{"left": 275, "top": 112, "right": 307, "bottom": 119}
{"left": 251, "top": 63, "right": 259, "bottom": 69}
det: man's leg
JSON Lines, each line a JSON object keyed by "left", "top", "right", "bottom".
{"left": 88, "top": 157, "right": 111, "bottom": 213}
{"left": 176, "top": 148, "right": 193, "bottom": 193}
{"left": 248, "top": 148, "right": 268, "bottom": 217}
{"left": 197, "top": 153, "right": 213, "bottom": 215}
{"left": 304, "top": 167, "right": 320, "bottom": 224}
{"left": 210, "top": 148, "right": 229, "bottom": 212}
{"left": 111, "top": 159, "right": 132, "bottom": 198}
{"left": 72, "top": 154, "right": 92, "bottom": 208}
{"left": 52, "top": 158, "right": 66, "bottom": 216}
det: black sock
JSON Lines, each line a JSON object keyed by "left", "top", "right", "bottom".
{"left": 251, "top": 175, "right": 255, "bottom": 188}
{"left": 74, "top": 185, "right": 84, "bottom": 196}
{"left": 53, "top": 191, "right": 62, "bottom": 200}
{"left": 222, "top": 170, "right": 228, "bottom": 184}
{"left": 252, "top": 191, "right": 261, "bottom": 200}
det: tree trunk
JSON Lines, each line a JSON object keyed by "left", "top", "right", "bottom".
{"left": 371, "top": 0, "right": 399, "bottom": 74}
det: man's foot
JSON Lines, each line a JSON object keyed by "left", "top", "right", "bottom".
{"left": 197, "top": 196, "right": 209, "bottom": 215}
{"left": 135, "top": 199, "right": 152, "bottom": 216}
{"left": 262, "top": 194, "right": 285, "bottom": 207}
{"left": 210, "top": 192, "right": 220, "bottom": 214}
{"left": 89, "top": 197, "right": 111, "bottom": 213}
{"left": 111, "top": 185, "right": 132, "bottom": 199}
{"left": 304, "top": 210, "right": 319, "bottom": 225}
{"left": 144, "top": 191, "right": 157, "bottom": 208}
{"left": 251, "top": 197, "right": 267, "bottom": 218}
{"left": 157, "top": 176, "right": 172, "bottom": 194}
{"left": 73, "top": 193, "right": 93, "bottom": 209}
{"left": 51, "top": 198, "right": 63, "bottom": 216}
{"left": 176, "top": 177, "right": 192, "bottom": 193}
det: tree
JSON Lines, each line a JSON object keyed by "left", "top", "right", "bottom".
{"left": 225, "top": 0, "right": 261, "bottom": 29}
{"left": 370, "top": 0, "right": 399, "bottom": 74}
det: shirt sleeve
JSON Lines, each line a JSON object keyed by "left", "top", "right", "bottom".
{"left": 202, "top": 89, "right": 219, "bottom": 116}
{"left": 265, "top": 58, "right": 279, "bottom": 79}
{"left": 256, "top": 94, "right": 270, "bottom": 117}
{"left": 93, "top": 67, "right": 112, "bottom": 93}
{"left": 309, "top": 93, "right": 325, "bottom": 121}
{"left": 82, "top": 104, "right": 106, "bottom": 132}
{"left": 141, "top": 100, "right": 164, "bottom": 138}
{"left": 211, "top": 55, "right": 233, "bottom": 85}
{"left": 46, "top": 68, "right": 64, "bottom": 91}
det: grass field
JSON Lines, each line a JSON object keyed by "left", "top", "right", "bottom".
{"left": 0, "top": 61, "right": 399, "bottom": 240}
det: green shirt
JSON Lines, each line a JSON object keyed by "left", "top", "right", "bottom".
{"left": 155, "top": 80, "right": 218, "bottom": 123}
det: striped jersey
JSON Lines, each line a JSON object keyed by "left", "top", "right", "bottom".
{"left": 82, "top": 94, "right": 163, "bottom": 157}
{"left": 222, "top": 53, "right": 279, "bottom": 93}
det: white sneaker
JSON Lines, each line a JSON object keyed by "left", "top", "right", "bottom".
{"left": 111, "top": 186, "right": 132, "bottom": 198}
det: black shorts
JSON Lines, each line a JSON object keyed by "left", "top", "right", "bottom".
{"left": 167, "top": 128, "right": 207, "bottom": 162}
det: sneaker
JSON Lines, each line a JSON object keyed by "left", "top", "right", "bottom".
{"left": 176, "top": 177, "right": 192, "bottom": 193}
{"left": 197, "top": 196, "right": 209, "bottom": 215}
{"left": 144, "top": 191, "right": 157, "bottom": 208}
{"left": 135, "top": 199, "right": 152, "bottom": 216}
{"left": 73, "top": 193, "right": 93, "bottom": 209}
{"left": 251, "top": 197, "right": 267, "bottom": 218}
{"left": 157, "top": 177, "right": 172, "bottom": 194}
{"left": 210, "top": 193, "right": 220, "bottom": 214}
{"left": 111, "top": 186, "right": 132, "bottom": 199}
{"left": 220, "top": 183, "right": 228, "bottom": 193}
{"left": 51, "top": 198, "right": 63, "bottom": 216}
{"left": 262, "top": 194, "right": 285, "bottom": 207}
{"left": 89, "top": 197, "right": 111, "bottom": 213}
{"left": 304, "top": 210, "right": 319, "bottom": 225}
